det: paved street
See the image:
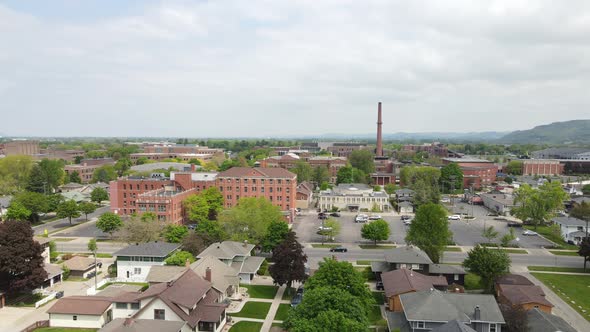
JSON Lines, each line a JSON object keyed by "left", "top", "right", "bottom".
{"left": 32, "top": 206, "right": 110, "bottom": 236}
{"left": 55, "top": 238, "right": 127, "bottom": 253}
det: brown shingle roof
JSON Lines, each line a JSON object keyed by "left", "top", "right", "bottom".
{"left": 495, "top": 274, "right": 534, "bottom": 286}
{"left": 381, "top": 269, "right": 448, "bottom": 298}
{"left": 48, "top": 296, "right": 111, "bottom": 315}
{"left": 498, "top": 284, "right": 553, "bottom": 308}
{"left": 63, "top": 256, "right": 96, "bottom": 271}
{"left": 217, "top": 167, "right": 295, "bottom": 179}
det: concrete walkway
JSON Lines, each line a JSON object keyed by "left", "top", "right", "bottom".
{"left": 261, "top": 285, "right": 286, "bottom": 332}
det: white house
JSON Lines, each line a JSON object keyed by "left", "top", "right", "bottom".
{"left": 553, "top": 216, "right": 589, "bottom": 245}
{"left": 113, "top": 242, "right": 181, "bottom": 281}
{"left": 48, "top": 296, "right": 113, "bottom": 329}
{"left": 318, "top": 183, "right": 391, "bottom": 212}
{"left": 197, "top": 241, "right": 264, "bottom": 284}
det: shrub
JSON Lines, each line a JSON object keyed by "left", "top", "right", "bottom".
{"left": 62, "top": 253, "right": 73, "bottom": 261}
{"left": 257, "top": 259, "right": 269, "bottom": 276}
{"left": 62, "top": 264, "right": 71, "bottom": 280}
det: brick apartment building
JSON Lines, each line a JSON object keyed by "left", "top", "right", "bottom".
{"left": 259, "top": 154, "right": 346, "bottom": 183}
{"left": 327, "top": 143, "right": 368, "bottom": 158}
{"left": 371, "top": 157, "right": 398, "bottom": 185}
{"left": 443, "top": 157, "right": 498, "bottom": 189}
{"left": 522, "top": 159, "right": 564, "bottom": 176}
{"left": 109, "top": 167, "right": 296, "bottom": 223}
{"left": 4, "top": 140, "right": 40, "bottom": 156}
{"left": 402, "top": 142, "right": 449, "bottom": 157}
{"left": 65, "top": 158, "right": 116, "bottom": 183}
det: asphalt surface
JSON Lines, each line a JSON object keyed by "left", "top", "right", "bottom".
{"left": 32, "top": 206, "right": 110, "bottom": 235}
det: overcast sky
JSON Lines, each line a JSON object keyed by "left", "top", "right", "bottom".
{"left": 1, "top": 0, "right": 590, "bottom": 138}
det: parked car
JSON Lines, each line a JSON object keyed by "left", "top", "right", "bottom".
{"left": 291, "top": 293, "right": 303, "bottom": 307}
{"left": 330, "top": 212, "right": 341, "bottom": 217}
{"left": 376, "top": 281, "right": 384, "bottom": 291}
{"left": 368, "top": 215, "right": 382, "bottom": 220}
{"left": 55, "top": 291, "right": 64, "bottom": 299}
{"left": 403, "top": 219, "right": 412, "bottom": 226}
{"left": 318, "top": 213, "right": 328, "bottom": 220}
{"left": 318, "top": 226, "right": 333, "bottom": 232}
{"left": 401, "top": 215, "right": 411, "bottom": 221}
{"left": 187, "top": 224, "right": 197, "bottom": 230}
{"left": 329, "top": 246, "right": 348, "bottom": 253}
{"left": 448, "top": 215, "right": 461, "bottom": 220}
{"left": 355, "top": 214, "right": 369, "bottom": 223}
{"left": 523, "top": 230, "right": 538, "bottom": 236}
{"left": 507, "top": 222, "right": 522, "bottom": 228}
{"left": 297, "top": 285, "right": 304, "bottom": 295}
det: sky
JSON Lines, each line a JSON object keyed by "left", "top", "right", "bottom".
{"left": 1, "top": 0, "right": 590, "bottom": 138}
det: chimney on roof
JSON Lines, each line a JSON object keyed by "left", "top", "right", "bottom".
{"left": 205, "top": 267, "right": 212, "bottom": 282}
{"left": 474, "top": 305, "right": 481, "bottom": 320}
{"left": 243, "top": 240, "right": 248, "bottom": 247}
{"left": 124, "top": 317, "right": 135, "bottom": 326}
{"left": 376, "top": 102, "right": 383, "bottom": 157}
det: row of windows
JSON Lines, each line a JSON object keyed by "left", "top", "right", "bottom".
{"left": 320, "top": 197, "right": 388, "bottom": 203}
{"left": 225, "top": 194, "right": 290, "bottom": 201}
{"left": 116, "top": 302, "right": 140, "bottom": 310}
{"left": 219, "top": 186, "right": 291, "bottom": 193}
{"left": 117, "top": 256, "right": 164, "bottom": 262}
{"left": 218, "top": 178, "right": 291, "bottom": 184}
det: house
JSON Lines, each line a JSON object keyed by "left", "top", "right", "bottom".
{"left": 100, "top": 318, "right": 186, "bottom": 332}
{"left": 386, "top": 290, "right": 505, "bottom": 332}
{"left": 113, "top": 242, "right": 181, "bottom": 281}
{"left": 318, "top": 183, "right": 391, "bottom": 212}
{"left": 495, "top": 274, "right": 553, "bottom": 313}
{"left": 64, "top": 256, "right": 97, "bottom": 279}
{"left": 431, "top": 319, "right": 476, "bottom": 332}
{"left": 395, "top": 189, "right": 414, "bottom": 202}
{"left": 371, "top": 246, "right": 434, "bottom": 279}
{"left": 526, "top": 308, "right": 577, "bottom": 332}
{"left": 428, "top": 264, "right": 467, "bottom": 286}
{"left": 552, "top": 216, "right": 588, "bottom": 245}
{"left": 295, "top": 181, "right": 313, "bottom": 209}
{"left": 398, "top": 201, "right": 413, "bottom": 214}
{"left": 43, "top": 264, "right": 64, "bottom": 288}
{"left": 48, "top": 296, "right": 114, "bottom": 329}
{"left": 132, "top": 270, "right": 227, "bottom": 332}
{"left": 381, "top": 269, "right": 448, "bottom": 312}
{"left": 197, "top": 241, "right": 264, "bottom": 284}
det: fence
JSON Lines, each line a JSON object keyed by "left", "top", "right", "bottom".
{"left": 35, "top": 292, "right": 57, "bottom": 308}
{"left": 20, "top": 320, "right": 49, "bottom": 332}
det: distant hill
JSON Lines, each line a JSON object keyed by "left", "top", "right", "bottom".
{"left": 498, "top": 120, "right": 590, "bottom": 144}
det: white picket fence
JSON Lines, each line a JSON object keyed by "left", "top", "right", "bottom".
{"left": 35, "top": 292, "right": 57, "bottom": 308}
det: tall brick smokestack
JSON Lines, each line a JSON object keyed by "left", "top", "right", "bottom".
{"left": 376, "top": 102, "right": 383, "bottom": 157}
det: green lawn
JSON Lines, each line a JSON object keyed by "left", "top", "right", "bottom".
{"left": 444, "top": 246, "right": 462, "bottom": 252}
{"left": 231, "top": 301, "right": 272, "bottom": 319}
{"left": 311, "top": 244, "right": 341, "bottom": 248}
{"left": 228, "top": 321, "right": 264, "bottom": 332}
{"left": 34, "top": 328, "right": 97, "bottom": 332}
{"left": 6, "top": 292, "right": 46, "bottom": 307}
{"left": 274, "top": 303, "right": 291, "bottom": 321}
{"left": 549, "top": 250, "right": 579, "bottom": 256}
{"left": 524, "top": 225, "right": 578, "bottom": 249}
{"left": 372, "top": 291, "right": 385, "bottom": 305}
{"left": 356, "top": 260, "right": 374, "bottom": 265}
{"left": 241, "top": 284, "right": 279, "bottom": 299}
{"left": 528, "top": 266, "right": 590, "bottom": 273}
{"left": 359, "top": 244, "right": 396, "bottom": 249}
{"left": 282, "top": 287, "right": 296, "bottom": 300}
{"left": 65, "top": 276, "right": 88, "bottom": 282}
{"left": 464, "top": 273, "right": 484, "bottom": 290}
{"left": 532, "top": 273, "right": 590, "bottom": 321}
{"left": 97, "top": 282, "right": 149, "bottom": 291}
{"left": 368, "top": 305, "right": 385, "bottom": 325}
{"left": 96, "top": 253, "right": 113, "bottom": 258}
{"left": 487, "top": 248, "right": 528, "bottom": 254}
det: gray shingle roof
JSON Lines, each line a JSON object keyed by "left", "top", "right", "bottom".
{"left": 429, "top": 264, "right": 467, "bottom": 275}
{"left": 400, "top": 290, "right": 504, "bottom": 324}
{"left": 384, "top": 246, "right": 433, "bottom": 265}
{"left": 552, "top": 216, "right": 586, "bottom": 227}
{"left": 190, "top": 255, "right": 239, "bottom": 293}
{"left": 240, "top": 256, "right": 265, "bottom": 274}
{"left": 431, "top": 320, "right": 476, "bottom": 332}
{"left": 527, "top": 308, "right": 577, "bottom": 332}
{"left": 114, "top": 242, "right": 181, "bottom": 257}
{"left": 197, "top": 241, "right": 254, "bottom": 260}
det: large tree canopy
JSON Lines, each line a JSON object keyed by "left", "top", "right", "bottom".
{"left": 361, "top": 219, "right": 390, "bottom": 246}
{"left": 0, "top": 155, "right": 34, "bottom": 195}
{"left": 405, "top": 203, "right": 453, "bottom": 263}
{"left": 512, "top": 182, "right": 569, "bottom": 229}
{"left": 219, "top": 197, "right": 284, "bottom": 243}
{"left": 440, "top": 162, "right": 463, "bottom": 193}
{"left": 269, "top": 231, "right": 307, "bottom": 290}
{"left": 463, "top": 245, "right": 511, "bottom": 292}
{"left": 349, "top": 150, "right": 375, "bottom": 175}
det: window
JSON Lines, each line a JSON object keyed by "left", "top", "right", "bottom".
{"left": 489, "top": 324, "right": 497, "bottom": 332}
{"left": 73, "top": 316, "right": 78, "bottom": 321}
{"left": 261, "top": 187, "right": 265, "bottom": 193}
{"left": 411, "top": 264, "right": 420, "bottom": 270}
{"left": 116, "top": 303, "right": 128, "bottom": 309}
{"left": 454, "top": 274, "right": 459, "bottom": 281}
{"left": 123, "top": 193, "right": 126, "bottom": 199}
{"left": 123, "top": 184, "right": 127, "bottom": 190}
{"left": 134, "top": 268, "right": 142, "bottom": 275}
{"left": 416, "top": 321, "right": 425, "bottom": 329}
{"left": 154, "top": 309, "right": 165, "bottom": 320}
{"left": 131, "top": 303, "right": 140, "bottom": 310}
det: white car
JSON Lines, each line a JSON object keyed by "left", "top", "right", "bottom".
{"left": 318, "top": 226, "right": 333, "bottom": 232}
{"left": 355, "top": 214, "right": 369, "bottom": 223}
{"left": 448, "top": 215, "right": 461, "bottom": 220}
{"left": 403, "top": 220, "right": 412, "bottom": 225}
{"left": 523, "top": 230, "right": 538, "bottom": 236}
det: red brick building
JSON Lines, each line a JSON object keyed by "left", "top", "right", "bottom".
{"left": 402, "top": 142, "right": 448, "bottom": 157}
{"left": 522, "top": 160, "right": 564, "bottom": 176}
{"left": 327, "top": 143, "right": 368, "bottom": 158}
{"left": 64, "top": 158, "right": 116, "bottom": 183}
{"left": 443, "top": 158, "right": 498, "bottom": 189}
{"left": 259, "top": 154, "right": 346, "bottom": 183}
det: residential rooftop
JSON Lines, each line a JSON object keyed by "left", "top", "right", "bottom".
{"left": 114, "top": 242, "right": 181, "bottom": 257}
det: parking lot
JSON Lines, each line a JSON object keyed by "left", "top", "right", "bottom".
{"left": 292, "top": 202, "right": 554, "bottom": 249}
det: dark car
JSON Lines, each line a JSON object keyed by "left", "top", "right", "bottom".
{"left": 401, "top": 215, "right": 411, "bottom": 221}
{"left": 297, "top": 285, "right": 304, "bottom": 295}
{"left": 55, "top": 291, "right": 64, "bottom": 299}
{"left": 507, "top": 222, "right": 522, "bottom": 228}
{"left": 330, "top": 212, "right": 341, "bottom": 217}
{"left": 329, "top": 246, "right": 348, "bottom": 253}
{"left": 291, "top": 293, "right": 303, "bottom": 307}
{"left": 318, "top": 213, "right": 328, "bottom": 220}
{"left": 376, "top": 281, "right": 384, "bottom": 291}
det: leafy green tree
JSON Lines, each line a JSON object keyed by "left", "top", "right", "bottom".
{"left": 405, "top": 203, "right": 453, "bottom": 263}
{"left": 165, "top": 250, "right": 195, "bottom": 266}
{"left": 463, "top": 245, "right": 511, "bottom": 292}
{"left": 12, "top": 191, "right": 49, "bottom": 223}
{"left": 114, "top": 158, "right": 132, "bottom": 176}
{"left": 305, "top": 258, "right": 374, "bottom": 310}
{"left": 163, "top": 224, "right": 189, "bottom": 243}
{"left": 92, "top": 165, "right": 117, "bottom": 183}
{"left": 26, "top": 164, "right": 47, "bottom": 193}
{"left": 582, "top": 184, "right": 590, "bottom": 196}
{"left": 90, "top": 187, "right": 109, "bottom": 205}
{"left": 349, "top": 150, "right": 375, "bottom": 175}
{"left": 578, "top": 237, "right": 590, "bottom": 272}
{"left": 188, "top": 158, "right": 202, "bottom": 165}
{"left": 0, "top": 220, "right": 48, "bottom": 293}
{"left": 319, "top": 182, "right": 330, "bottom": 190}
{"left": 361, "top": 219, "right": 390, "bottom": 246}
{"left": 481, "top": 226, "right": 499, "bottom": 243}
{"left": 284, "top": 287, "right": 369, "bottom": 332}
{"left": 312, "top": 166, "right": 330, "bottom": 186}
{"left": 400, "top": 166, "right": 441, "bottom": 188}
{"left": 440, "top": 163, "right": 463, "bottom": 193}
{"left": 96, "top": 212, "right": 123, "bottom": 238}
{"left": 500, "top": 228, "right": 516, "bottom": 247}
{"left": 46, "top": 194, "right": 64, "bottom": 212}
{"left": 195, "top": 220, "right": 227, "bottom": 245}
{"left": 318, "top": 218, "right": 341, "bottom": 242}
{"left": 411, "top": 178, "right": 441, "bottom": 207}
{"left": 78, "top": 202, "right": 97, "bottom": 221}
{"left": 262, "top": 220, "right": 289, "bottom": 252}
{"left": 184, "top": 194, "right": 209, "bottom": 223}
{"left": 26, "top": 159, "right": 64, "bottom": 193}
{"left": 504, "top": 161, "right": 523, "bottom": 175}
{"left": 373, "top": 185, "right": 382, "bottom": 192}
{"left": 201, "top": 187, "right": 224, "bottom": 220}
{"left": 512, "top": 182, "right": 569, "bottom": 230}
{"left": 182, "top": 232, "right": 207, "bottom": 256}
{"left": 119, "top": 216, "right": 164, "bottom": 243}
{"left": 336, "top": 166, "right": 367, "bottom": 184}
{"left": 570, "top": 201, "right": 590, "bottom": 235}
{"left": 0, "top": 155, "right": 34, "bottom": 195}
{"left": 5, "top": 202, "right": 32, "bottom": 221}
{"left": 384, "top": 183, "right": 396, "bottom": 195}
{"left": 140, "top": 212, "right": 157, "bottom": 222}
{"left": 135, "top": 157, "right": 150, "bottom": 165}
{"left": 88, "top": 238, "right": 97, "bottom": 254}
{"left": 269, "top": 231, "right": 307, "bottom": 291}
{"left": 219, "top": 197, "right": 284, "bottom": 243}
{"left": 56, "top": 200, "right": 81, "bottom": 224}
{"left": 68, "top": 171, "right": 82, "bottom": 184}
{"left": 293, "top": 161, "right": 313, "bottom": 184}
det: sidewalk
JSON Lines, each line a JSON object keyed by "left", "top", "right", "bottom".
{"left": 261, "top": 286, "right": 286, "bottom": 332}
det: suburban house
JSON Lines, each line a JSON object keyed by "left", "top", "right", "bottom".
{"left": 552, "top": 216, "right": 588, "bottom": 245}
{"left": 526, "top": 308, "right": 577, "bottom": 332}
{"left": 431, "top": 320, "right": 476, "bottom": 332}
{"left": 386, "top": 290, "right": 505, "bottom": 332}
{"left": 114, "top": 242, "right": 181, "bottom": 281}
{"left": 35, "top": 237, "right": 63, "bottom": 288}
{"left": 295, "top": 181, "right": 313, "bottom": 209}
{"left": 48, "top": 296, "right": 114, "bottom": 329}
{"left": 197, "top": 241, "right": 264, "bottom": 284}
{"left": 146, "top": 255, "right": 240, "bottom": 299}
{"left": 395, "top": 189, "right": 414, "bottom": 202}
{"left": 398, "top": 201, "right": 414, "bottom": 214}
{"left": 371, "top": 247, "right": 467, "bottom": 286}
{"left": 381, "top": 269, "right": 448, "bottom": 312}
{"left": 64, "top": 256, "right": 97, "bottom": 279}
{"left": 49, "top": 269, "right": 227, "bottom": 332}
{"left": 99, "top": 318, "right": 186, "bottom": 332}
{"left": 495, "top": 274, "right": 553, "bottom": 313}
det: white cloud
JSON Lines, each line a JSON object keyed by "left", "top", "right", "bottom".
{"left": 1, "top": 0, "right": 589, "bottom": 137}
